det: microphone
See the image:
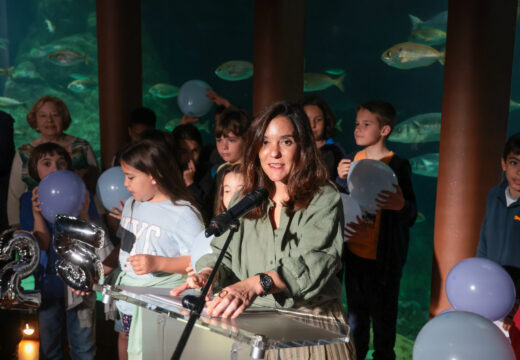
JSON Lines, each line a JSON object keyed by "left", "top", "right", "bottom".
{"left": 205, "top": 187, "right": 268, "bottom": 237}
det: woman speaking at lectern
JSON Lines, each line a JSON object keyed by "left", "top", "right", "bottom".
{"left": 172, "top": 101, "right": 355, "bottom": 359}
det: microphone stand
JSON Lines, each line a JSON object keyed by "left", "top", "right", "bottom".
{"left": 171, "top": 219, "right": 240, "bottom": 360}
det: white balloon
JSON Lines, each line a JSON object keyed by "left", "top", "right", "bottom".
{"left": 347, "top": 159, "right": 398, "bottom": 215}
{"left": 340, "top": 193, "right": 362, "bottom": 241}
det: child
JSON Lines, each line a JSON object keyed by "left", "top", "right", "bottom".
{"left": 213, "top": 107, "right": 250, "bottom": 171}
{"left": 19, "top": 142, "right": 114, "bottom": 360}
{"left": 336, "top": 100, "right": 417, "bottom": 360}
{"left": 477, "top": 133, "right": 520, "bottom": 344}
{"left": 214, "top": 163, "right": 244, "bottom": 215}
{"left": 114, "top": 133, "right": 205, "bottom": 359}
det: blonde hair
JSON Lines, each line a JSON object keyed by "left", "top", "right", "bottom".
{"left": 26, "top": 96, "right": 72, "bottom": 131}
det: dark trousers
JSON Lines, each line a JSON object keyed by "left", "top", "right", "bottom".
{"left": 344, "top": 250, "right": 401, "bottom": 360}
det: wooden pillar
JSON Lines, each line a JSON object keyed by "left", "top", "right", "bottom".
{"left": 252, "top": 0, "right": 305, "bottom": 116}
{"left": 96, "top": 0, "right": 142, "bottom": 170}
{"left": 430, "top": 0, "right": 517, "bottom": 316}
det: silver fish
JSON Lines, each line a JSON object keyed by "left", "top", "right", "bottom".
{"left": 215, "top": 60, "right": 253, "bottom": 81}
{"left": 381, "top": 42, "right": 444, "bottom": 70}
{"left": 389, "top": 113, "right": 441, "bottom": 143}
{"left": 304, "top": 73, "right": 345, "bottom": 92}
{"left": 0, "top": 96, "right": 25, "bottom": 108}
{"left": 409, "top": 153, "right": 439, "bottom": 177}
{"left": 409, "top": 11, "right": 448, "bottom": 32}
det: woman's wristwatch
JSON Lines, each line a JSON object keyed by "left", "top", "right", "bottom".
{"left": 256, "top": 273, "right": 273, "bottom": 296}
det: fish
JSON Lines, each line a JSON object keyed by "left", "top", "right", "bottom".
{"left": 0, "top": 96, "right": 25, "bottom": 108}
{"left": 409, "top": 11, "right": 448, "bottom": 33}
{"left": 11, "top": 62, "right": 42, "bottom": 80}
{"left": 44, "top": 19, "right": 55, "bottom": 33}
{"left": 335, "top": 118, "right": 343, "bottom": 132}
{"left": 325, "top": 68, "right": 345, "bottom": 76}
{"left": 409, "top": 153, "right": 439, "bottom": 177}
{"left": 510, "top": 99, "right": 520, "bottom": 111}
{"left": 164, "top": 118, "right": 182, "bottom": 132}
{"left": 215, "top": 60, "right": 253, "bottom": 81}
{"left": 148, "top": 83, "right": 179, "bottom": 99}
{"left": 389, "top": 113, "right": 441, "bottom": 143}
{"left": 381, "top": 42, "right": 444, "bottom": 70}
{"left": 67, "top": 79, "right": 98, "bottom": 93}
{"left": 304, "top": 73, "right": 345, "bottom": 92}
{"left": 48, "top": 50, "right": 88, "bottom": 66}
{"left": 0, "top": 66, "right": 14, "bottom": 79}
{"left": 409, "top": 28, "right": 446, "bottom": 46}
{"left": 69, "top": 73, "right": 90, "bottom": 80}
{"left": 194, "top": 120, "right": 211, "bottom": 134}
{"left": 29, "top": 48, "right": 47, "bottom": 58}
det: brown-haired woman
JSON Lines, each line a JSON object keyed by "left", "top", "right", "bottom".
{"left": 172, "top": 101, "right": 355, "bottom": 359}
{"left": 7, "top": 95, "right": 99, "bottom": 226}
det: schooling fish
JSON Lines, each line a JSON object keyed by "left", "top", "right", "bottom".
{"left": 304, "top": 73, "right": 345, "bottom": 92}
{"left": 67, "top": 79, "right": 98, "bottom": 93}
{"left": 409, "top": 28, "right": 446, "bottom": 46}
{"left": 325, "top": 68, "right": 345, "bottom": 76}
{"left": 389, "top": 113, "right": 441, "bottom": 144}
{"left": 215, "top": 60, "right": 253, "bottom": 81}
{"left": 0, "top": 96, "right": 25, "bottom": 108}
{"left": 409, "top": 153, "right": 439, "bottom": 177}
{"left": 381, "top": 42, "right": 444, "bottom": 70}
{"left": 12, "top": 62, "right": 42, "bottom": 80}
{"left": 409, "top": 11, "right": 448, "bottom": 32}
{"left": 45, "top": 19, "right": 55, "bottom": 33}
{"left": 148, "top": 83, "right": 179, "bottom": 99}
{"left": 48, "top": 50, "right": 88, "bottom": 66}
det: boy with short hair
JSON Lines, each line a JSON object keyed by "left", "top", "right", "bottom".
{"left": 336, "top": 100, "right": 417, "bottom": 360}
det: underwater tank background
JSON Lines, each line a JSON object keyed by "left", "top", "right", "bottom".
{"left": 2, "top": 0, "right": 520, "bottom": 358}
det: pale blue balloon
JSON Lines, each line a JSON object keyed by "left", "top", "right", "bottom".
{"left": 413, "top": 311, "right": 515, "bottom": 360}
{"left": 177, "top": 80, "right": 214, "bottom": 117}
{"left": 446, "top": 257, "right": 516, "bottom": 321}
{"left": 96, "top": 166, "right": 131, "bottom": 212}
{"left": 38, "top": 170, "right": 87, "bottom": 223}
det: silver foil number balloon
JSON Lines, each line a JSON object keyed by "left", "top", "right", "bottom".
{"left": 53, "top": 215, "right": 105, "bottom": 292}
{"left": 0, "top": 229, "right": 41, "bottom": 309}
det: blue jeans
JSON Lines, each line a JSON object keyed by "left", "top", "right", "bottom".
{"left": 344, "top": 250, "right": 401, "bottom": 360}
{"left": 38, "top": 298, "right": 96, "bottom": 360}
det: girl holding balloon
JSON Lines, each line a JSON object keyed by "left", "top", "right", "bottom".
{"left": 113, "top": 132, "right": 205, "bottom": 359}
{"left": 19, "top": 142, "right": 113, "bottom": 360}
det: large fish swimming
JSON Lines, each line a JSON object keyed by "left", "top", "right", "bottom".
{"left": 409, "top": 28, "right": 446, "bottom": 46}
{"left": 409, "top": 153, "right": 439, "bottom": 177}
{"left": 215, "top": 61, "right": 253, "bottom": 81}
{"left": 148, "top": 83, "right": 179, "bottom": 99}
{"left": 409, "top": 11, "right": 448, "bottom": 32}
{"left": 48, "top": 50, "right": 88, "bottom": 66}
{"left": 304, "top": 73, "right": 345, "bottom": 92}
{"left": 381, "top": 42, "right": 444, "bottom": 70}
{"left": 0, "top": 96, "right": 25, "bottom": 108}
{"left": 67, "top": 79, "right": 98, "bottom": 93}
{"left": 389, "top": 113, "right": 441, "bottom": 143}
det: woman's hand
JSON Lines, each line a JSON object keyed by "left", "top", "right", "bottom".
{"left": 337, "top": 159, "right": 352, "bottom": 179}
{"left": 180, "top": 114, "right": 200, "bottom": 125}
{"left": 170, "top": 267, "right": 214, "bottom": 299}
{"left": 108, "top": 200, "right": 124, "bottom": 220}
{"left": 127, "top": 254, "right": 158, "bottom": 275}
{"left": 205, "top": 276, "right": 262, "bottom": 319}
{"left": 376, "top": 184, "right": 405, "bottom": 211}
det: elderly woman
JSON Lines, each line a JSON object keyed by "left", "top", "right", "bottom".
{"left": 172, "top": 101, "right": 355, "bottom": 359}
{"left": 7, "top": 95, "right": 99, "bottom": 226}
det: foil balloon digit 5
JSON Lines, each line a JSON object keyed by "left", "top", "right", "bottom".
{"left": 0, "top": 229, "right": 41, "bottom": 309}
{"left": 53, "top": 215, "right": 105, "bottom": 292}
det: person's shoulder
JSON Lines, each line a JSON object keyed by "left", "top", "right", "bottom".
{"left": 309, "top": 184, "right": 341, "bottom": 207}
{"left": 487, "top": 181, "right": 506, "bottom": 199}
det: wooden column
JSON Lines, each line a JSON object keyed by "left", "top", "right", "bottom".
{"left": 430, "top": 0, "right": 517, "bottom": 316}
{"left": 96, "top": 0, "right": 142, "bottom": 170}
{"left": 252, "top": 0, "right": 305, "bottom": 116}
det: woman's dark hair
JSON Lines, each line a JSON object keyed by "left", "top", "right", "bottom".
{"left": 27, "top": 96, "right": 72, "bottom": 131}
{"left": 242, "top": 101, "right": 329, "bottom": 219}
{"left": 214, "top": 108, "right": 250, "bottom": 138}
{"left": 28, "top": 142, "right": 72, "bottom": 181}
{"left": 119, "top": 131, "right": 203, "bottom": 220}
{"left": 298, "top": 95, "right": 338, "bottom": 139}
{"left": 172, "top": 124, "right": 203, "bottom": 147}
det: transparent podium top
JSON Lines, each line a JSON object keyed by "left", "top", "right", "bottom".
{"left": 95, "top": 284, "right": 350, "bottom": 350}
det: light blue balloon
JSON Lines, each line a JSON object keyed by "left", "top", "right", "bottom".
{"left": 413, "top": 311, "right": 515, "bottom": 360}
{"left": 177, "top": 80, "right": 214, "bottom": 117}
{"left": 96, "top": 166, "right": 131, "bottom": 212}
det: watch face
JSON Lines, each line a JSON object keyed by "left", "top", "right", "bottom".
{"left": 259, "top": 273, "right": 273, "bottom": 295}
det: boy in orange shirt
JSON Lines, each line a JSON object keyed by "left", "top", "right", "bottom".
{"left": 336, "top": 100, "right": 417, "bottom": 360}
